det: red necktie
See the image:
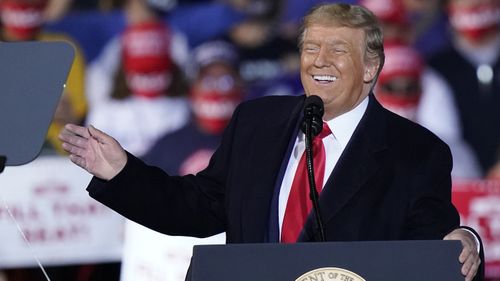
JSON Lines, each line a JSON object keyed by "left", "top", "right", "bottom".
{"left": 281, "top": 123, "right": 331, "bottom": 243}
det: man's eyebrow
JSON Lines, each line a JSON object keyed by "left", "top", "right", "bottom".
{"left": 303, "top": 38, "right": 350, "bottom": 46}
{"left": 326, "top": 39, "right": 350, "bottom": 47}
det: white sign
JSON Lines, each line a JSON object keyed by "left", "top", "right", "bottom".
{"left": 121, "top": 221, "right": 225, "bottom": 281}
{"left": 0, "top": 156, "right": 125, "bottom": 268}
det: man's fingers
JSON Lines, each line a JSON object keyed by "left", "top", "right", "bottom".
{"left": 444, "top": 228, "right": 480, "bottom": 281}
{"left": 62, "top": 142, "right": 87, "bottom": 157}
{"left": 88, "top": 125, "right": 110, "bottom": 144}
{"left": 461, "top": 252, "right": 473, "bottom": 275}
{"left": 59, "top": 131, "right": 89, "bottom": 149}
{"left": 460, "top": 248, "right": 480, "bottom": 280}
{"left": 459, "top": 243, "right": 472, "bottom": 263}
{"left": 69, "top": 154, "right": 86, "bottom": 169}
{"left": 465, "top": 257, "right": 481, "bottom": 281}
{"left": 64, "top": 123, "right": 90, "bottom": 138}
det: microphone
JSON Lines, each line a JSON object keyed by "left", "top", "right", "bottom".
{"left": 300, "top": 95, "right": 326, "bottom": 242}
{"left": 301, "top": 95, "right": 324, "bottom": 136}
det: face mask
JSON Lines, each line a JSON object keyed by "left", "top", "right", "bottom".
{"left": 125, "top": 71, "right": 172, "bottom": 98}
{"left": 122, "top": 21, "right": 172, "bottom": 98}
{"left": 191, "top": 88, "right": 242, "bottom": 134}
{"left": 449, "top": 2, "right": 500, "bottom": 42}
{"left": 376, "top": 92, "right": 420, "bottom": 121}
{"left": 0, "top": 1, "right": 46, "bottom": 40}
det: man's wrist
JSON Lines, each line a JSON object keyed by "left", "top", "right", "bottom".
{"left": 461, "top": 227, "right": 481, "bottom": 253}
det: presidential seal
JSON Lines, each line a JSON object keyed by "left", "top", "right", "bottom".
{"left": 295, "top": 267, "right": 365, "bottom": 281}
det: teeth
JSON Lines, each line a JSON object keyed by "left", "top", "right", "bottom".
{"left": 313, "top": 75, "right": 337, "bottom": 82}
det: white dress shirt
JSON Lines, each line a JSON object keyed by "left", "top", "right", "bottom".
{"left": 278, "top": 97, "right": 369, "bottom": 237}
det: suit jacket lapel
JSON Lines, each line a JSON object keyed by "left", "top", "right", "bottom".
{"left": 322, "top": 95, "right": 388, "bottom": 221}
{"left": 301, "top": 95, "right": 389, "bottom": 241}
{"left": 241, "top": 96, "right": 304, "bottom": 242}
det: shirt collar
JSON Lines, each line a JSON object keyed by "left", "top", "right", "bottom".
{"left": 325, "top": 96, "right": 369, "bottom": 148}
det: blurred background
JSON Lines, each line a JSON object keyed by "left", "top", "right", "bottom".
{"left": 0, "top": 0, "right": 498, "bottom": 280}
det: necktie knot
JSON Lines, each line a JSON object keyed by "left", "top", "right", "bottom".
{"left": 316, "top": 123, "right": 331, "bottom": 140}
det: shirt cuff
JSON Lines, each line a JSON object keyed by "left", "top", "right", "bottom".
{"left": 461, "top": 228, "right": 481, "bottom": 253}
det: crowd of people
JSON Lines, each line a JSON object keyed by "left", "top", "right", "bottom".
{"left": 0, "top": 0, "right": 498, "bottom": 280}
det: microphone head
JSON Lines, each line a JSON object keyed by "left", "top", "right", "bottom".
{"left": 303, "top": 95, "right": 324, "bottom": 118}
{"left": 302, "top": 95, "right": 324, "bottom": 136}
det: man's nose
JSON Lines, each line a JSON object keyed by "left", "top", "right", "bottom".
{"left": 314, "top": 49, "right": 332, "bottom": 68}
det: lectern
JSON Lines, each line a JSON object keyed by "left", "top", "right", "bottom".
{"left": 191, "top": 240, "right": 463, "bottom": 281}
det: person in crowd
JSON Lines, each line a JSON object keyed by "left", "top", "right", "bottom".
{"left": 143, "top": 39, "right": 244, "bottom": 174}
{"left": 85, "top": 0, "right": 190, "bottom": 157}
{"left": 360, "top": 0, "right": 483, "bottom": 179}
{"left": 118, "top": 39, "right": 242, "bottom": 281}
{"left": 428, "top": 0, "right": 500, "bottom": 177}
{"left": 43, "top": 0, "right": 244, "bottom": 64}
{"left": 360, "top": 0, "right": 451, "bottom": 57}
{"left": 402, "top": 0, "right": 451, "bottom": 57}
{"left": 0, "top": 0, "right": 87, "bottom": 155}
{"left": 84, "top": 6, "right": 190, "bottom": 278}
{"left": 374, "top": 41, "right": 482, "bottom": 179}
{"left": 221, "top": 0, "right": 304, "bottom": 99}
{"left": 359, "top": 0, "right": 412, "bottom": 43}
{"left": 59, "top": 4, "right": 483, "bottom": 281}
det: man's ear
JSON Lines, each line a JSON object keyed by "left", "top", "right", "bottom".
{"left": 363, "top": 59, "right": 379, "bottom": 83}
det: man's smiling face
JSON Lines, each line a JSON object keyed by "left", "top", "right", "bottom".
{"left": 300, "top": 24, "right": 377, "bottom": 120}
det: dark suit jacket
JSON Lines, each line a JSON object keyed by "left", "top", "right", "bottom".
{"left": 88, "top": 94, "right": 486, "bottom": 280}
{"left": 87, "top": 93, "right": 461, "bottom": 241}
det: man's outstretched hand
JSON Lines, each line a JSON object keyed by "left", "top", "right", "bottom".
{"left": 59, "top": 124, "right": 127, "bottom": 180}
{"left": 444, "top": 228, "right": 481, "bottom": 281}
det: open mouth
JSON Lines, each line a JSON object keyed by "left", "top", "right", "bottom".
{"left": 312, "top": 75, "right": 337, "bottom": 83}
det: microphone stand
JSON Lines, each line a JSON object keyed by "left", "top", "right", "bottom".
{"left": 303, "top": 120, "right": 326, "bottom": 242}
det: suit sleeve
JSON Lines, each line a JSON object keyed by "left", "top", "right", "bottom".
{"left": 86, "top": 105, "right": 242, "bottom": 238}
{"left": 402, "top": 139, "right": 460, "bottom": 240}
{"left": 403, "top": 139, "right": 484, "bottom": 281}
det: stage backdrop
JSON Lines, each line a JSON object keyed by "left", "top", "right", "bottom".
{"left": 0, "top": 155, "right": 124, "bottom": 268}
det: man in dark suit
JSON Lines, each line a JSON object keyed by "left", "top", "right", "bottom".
{"left": 59, "top": 3, "right": 482, "bottom": 280}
